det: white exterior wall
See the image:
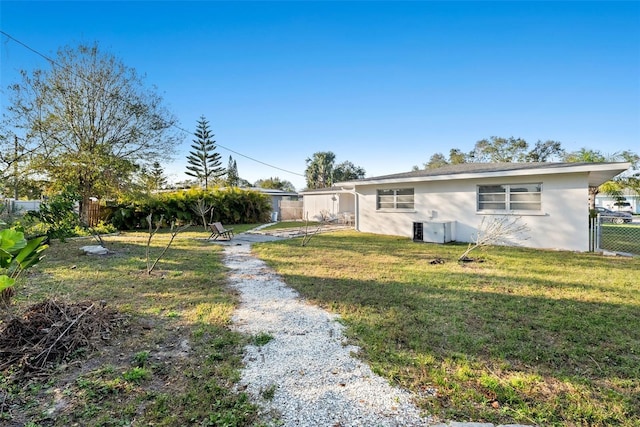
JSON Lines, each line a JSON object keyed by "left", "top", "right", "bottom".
{"left": 354, "top": 172, "right": 591, "bottom": 251}
{"left": 302, "top": 192, "right": 356, "bottom": 221}
{"left": 339, "top": 193, "right": 356, "bottom": 214}
{"left": 302, "top": 193, "right": 341, "bottom": 221}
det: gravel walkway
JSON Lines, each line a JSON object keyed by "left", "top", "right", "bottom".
{"left": 220, "top": 231, "right": 535, "bottom": 427}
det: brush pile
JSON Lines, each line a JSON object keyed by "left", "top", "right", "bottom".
{"left": 0, "top": 299, "right": 124, "bottom": 378}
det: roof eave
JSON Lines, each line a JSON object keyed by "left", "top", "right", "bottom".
{"left": 339, "top": 162, "right": 631, "bottom": 187}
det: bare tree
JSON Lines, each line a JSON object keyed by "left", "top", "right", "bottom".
{"left": 300, "top": 213, "right": 323, "bottom": 247}
{"left": 191, "top": 198, "right": 213, "bottom": 229}
{"left": 145, "top": 214, "right": 190, "bottom": 274}
{"left": 459, "top": 216, "right": 530, "bottom": 261}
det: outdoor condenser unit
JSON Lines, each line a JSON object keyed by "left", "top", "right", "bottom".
{"left": 413, "top": 221, "right": 455, "bottom": 244}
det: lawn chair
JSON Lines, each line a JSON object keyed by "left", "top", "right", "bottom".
{"left": 208, "top": 222, "right": 234, "bottom": 240}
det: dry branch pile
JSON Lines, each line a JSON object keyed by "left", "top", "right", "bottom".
{"left": 0, "top": 299, "right": 124, "bottom": 378}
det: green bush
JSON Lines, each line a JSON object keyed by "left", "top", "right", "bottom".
{"left": 25, "top": 190, "right": 81, "bottom": 240}
{"left": 104, "top": 188, "right": 272, "bottom": 230}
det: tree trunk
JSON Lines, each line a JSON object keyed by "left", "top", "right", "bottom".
{"left": 80, "top": 192, "right": 92, "bottom": 225}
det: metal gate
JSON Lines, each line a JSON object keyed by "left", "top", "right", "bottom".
{"left": 590, "top": 214, "right": 639, "bottom": 255}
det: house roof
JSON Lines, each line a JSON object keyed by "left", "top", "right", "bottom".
{"left": 245, "top": 187, "right": 299, "bottom": 197}
{"left": 335, "top": 162, "right": 631, "bottom": 188}
{"left": 299, "top": 186, "right": 347, "bottom": 195}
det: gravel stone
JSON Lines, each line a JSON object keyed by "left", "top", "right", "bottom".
{"left": 221, "top": 231, "right": 536, "bottom": 427}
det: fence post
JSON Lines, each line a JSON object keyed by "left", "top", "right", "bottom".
{"left": 589, "top": 215, "right": 600, "bottom": 252}
{"left": 595, "top": 214, "right": 602, "bottom": 252}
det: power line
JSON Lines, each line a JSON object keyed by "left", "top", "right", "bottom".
{"left": 0, "top": 30, "right": 305, "bottom": 178}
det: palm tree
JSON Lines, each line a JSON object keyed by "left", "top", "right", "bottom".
{"left": 305, "top": 151, "right": 336, "bottom": 189}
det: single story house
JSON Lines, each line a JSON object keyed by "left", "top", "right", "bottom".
{"left": 301, "top": 162, "right": 631, "bottom": 252}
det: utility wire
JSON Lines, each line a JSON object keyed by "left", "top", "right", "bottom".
{"left": 0, "top": 30, "right": 305, "bottom": 178}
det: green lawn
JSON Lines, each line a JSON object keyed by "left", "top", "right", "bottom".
{"left": 4, "top": 226, "right": 638, "bottom": 426}
{"left": 253, "top": 230, "right": 640, "bottom": 426}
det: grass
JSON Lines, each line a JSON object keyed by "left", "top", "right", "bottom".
{"left": 1, "top": 226, "right": 261, "bottom": 426}
{"left": 252, "top": 230, "right": 640, "bottom": 426}
{"left": 253, "top": 332, "right": 275, "bottom": 346}
{"left": 260, "top": 220, "right": 322, "bottom": 230}
{"left": 5, "top": 223, "right": 638, "bottom": 426}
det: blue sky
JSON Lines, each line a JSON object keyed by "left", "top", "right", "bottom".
{"left": 1, "top": 1, "right": 639, "bottom": 190}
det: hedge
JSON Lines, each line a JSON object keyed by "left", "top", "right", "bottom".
{"left": 103, "top": 188, "right": 272, "bottom": 230}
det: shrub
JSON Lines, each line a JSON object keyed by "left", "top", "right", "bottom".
{"left": 104, "top": 188, "right": 272, "bottom": 230}
{"left": 26, "top": 190, "right": 81, "bottom": 240}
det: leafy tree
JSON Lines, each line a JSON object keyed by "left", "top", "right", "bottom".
{"left": 563, "top": 147, "right": 607, "bottom": 163}
{"left": 139, "top": 161, "right": 167, "bottom": 193}
{"left": 304, "top": 152, "right": 365, "bottom": 188}
{"left": 424, "top": 153, "right": 449, "bottom": 169}
{"left": 420, "top": 148, "right": 469, "bottom": 170}
{"left": 237, "top": 177, "right": 253, "bottom": 188}
{"left": 305, "top": 151, "right": 336, "bottom": 189}
{"left": 420, "top": 138, "right": 563, "bottom": 170}
{"left": 225, "top": 156, "right": 240, "bottom": 187}
{"left": 0, "top": 132, "right": 37, "bottom": 199}
{"left": 623, "top": 174, "right": 640, "bottom": 197}
{"left": 185, "top": 116, "right": 224, "bottom": 189}
{"left": 150, "top": 161, "right": 168, "bottom": 190}
{"left": 470, "top": 136, "right": 529, "bottom": 162}
{"left": 333, "top": 161, "right": 366, "bottom": 182}
{"left": 525, "top": 140, "right": 565, "bottom": 162}
{"left": 618, "top": 150, "right": 640, "bottom": 168}
{"left": 4, "top": 43, "right": 180, "bottom": 222}
{"left": 449, "top": 148, "right": 468, "bottom": 164}
{"left": 254, "top": 177, "right": 296, "bottom": 192}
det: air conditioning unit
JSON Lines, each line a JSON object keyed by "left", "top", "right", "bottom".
{"left": 413, "top": 221, "right": 455, "bottom": 244}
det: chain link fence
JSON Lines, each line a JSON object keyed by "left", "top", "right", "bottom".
{"left": 591, "top": 214, "right": 640, "bottom": 255}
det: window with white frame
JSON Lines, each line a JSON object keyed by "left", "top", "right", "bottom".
{"left": 377, "top": 188, "right": 414, "bottom": 210}
{"left": 477, "top": 183, "right": 542, "bottom": 212}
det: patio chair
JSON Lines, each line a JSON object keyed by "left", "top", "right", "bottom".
{"left": 208, "top": 222, "right": 234, "bottom": 240}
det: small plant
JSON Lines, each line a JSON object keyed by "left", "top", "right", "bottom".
{"left": 0, "top": 227, "right": 48, "bottom": 306}
{"left": 132, "top": 351, "right": 150, "bottom": 367}
{"left": 260, "top": 384, "right": 277, "bottom": 400}
{"left": 301, "top": 213, "right": 323, "bottom": 247}
{"left": 122, "top": 367, "right": 151, "bottom": 384}
{"left": 253, "top": 332, "right": 274, "bottom": 346}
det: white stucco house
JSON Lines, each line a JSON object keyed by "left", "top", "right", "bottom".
{"left": 301, "top": 162, "right": 631, "bottom": 252}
